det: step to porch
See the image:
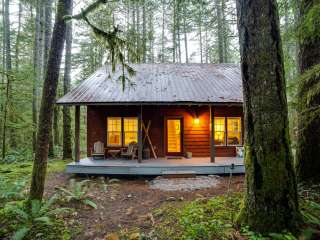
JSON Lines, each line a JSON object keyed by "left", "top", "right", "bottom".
{"left": 161, "top": 170, "right": 197, "bottom": 178}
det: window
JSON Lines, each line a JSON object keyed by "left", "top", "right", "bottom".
{"left": 227, "top": 117, "right": 242, "bottom": 145}
{"left": 107, "top": 117, "right": 122, "bottom": 146}
{"left": 124, "top": 118, "right": 138, "bottom": 145}
{"left": 214, "top": 117, "right": 225, "bottom": 145}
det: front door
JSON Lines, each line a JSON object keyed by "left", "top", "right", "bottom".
{"left": 166, "top": 118, "right": 182, "bottom": 155}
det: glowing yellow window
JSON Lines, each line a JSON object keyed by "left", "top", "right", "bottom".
{"left": 124, "top": 118, "right": 138, "bottom": 145}
{"left": 214, "top": 117, "right": 226, "bottom": 145}
{"left": 227, "top": 117, "right": 242, "bottom": 145}
{"left": 167, "top": 119, "right": 181, "bottom": 153}
{"left": 107, "top": 117, "right": 122, "bottom": 146}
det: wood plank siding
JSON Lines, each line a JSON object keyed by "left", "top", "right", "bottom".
{"left": 87, "top": 105, "right": 243, "bottom": 158}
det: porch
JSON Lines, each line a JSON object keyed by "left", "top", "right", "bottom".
{"left": 66, "top": 157, "right": 245, "bottom": 175}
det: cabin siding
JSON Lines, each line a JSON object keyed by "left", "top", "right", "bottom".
{"left": 87, "top": 105, "right": 243, "bottom": 158}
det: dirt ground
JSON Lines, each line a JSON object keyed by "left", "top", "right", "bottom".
{"left": 45, "top": 173, "right": 245, "bottom": 240}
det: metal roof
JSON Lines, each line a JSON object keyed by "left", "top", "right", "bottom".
{"left": 57, "top": 64, "right": 243, "bottom": 105}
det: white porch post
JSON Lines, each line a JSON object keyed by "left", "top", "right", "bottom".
{"left": 210, "top": 105, "right": 215, "bottom": 163}
{"left": 138, "top": 105, "right": 143, "bottom": 163}
{"left": 74, "top": 105, "right": 80, "bottom": 162}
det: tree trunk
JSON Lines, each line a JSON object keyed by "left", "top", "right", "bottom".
{"left": 296, "top": 0, "right": 320, "bottom": 183}
{"left": 161, "top": 0, "right": 165, "bottom": 63}
{"left": 172, "top": 0, "right": 176, "bottom": 63}
{"left": 45, "top": 0, "right": 55, "bottom": 158}
{"left": 63, "top": 0, "right": 73, "bottom": 160}
{"left": 216, "top": 0, "right": 224, "bottom": 63}
{"left": 15, "top": 2, "right": 22, "bottom": 70}
{"left": 29, "top": 0, "right": 71, "bottom": 201}
{"left": 177, "top": 0, "right": 181, "bottom": 63}
{"left": 236, "top": 0, "right": 300, "bottom": 233}
{"left": 2, "top": 0, "right": 13, "bottom": 158}
{"left": 32, "top": 0, "right": 42, "bottom": 153}
{"left": 142, "top": 0, "right": 146, "bottom": 63}
{"left": 198, "top": 2, "right": 203, "bottom": 64}
{"left": 183, "top": 0, "right": 188, "bottom": 63}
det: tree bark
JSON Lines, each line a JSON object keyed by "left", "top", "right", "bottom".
{"left": 216, "top": 0, "right": 224, "bottom": 63}
{"left": 142, "top": 0, "right": 146, "bottom": 63}
{"left": 15, "top": 2, "right": 22, "bottom": 70}
{"left": 63, "top": 0, "right": 73, "bottom": 160}
{"left": 161, "top": 0, "right": 165, "bottom": 63}
{"left": 1, "top": 0, "right": 13, "bottom": 158}
{"left": 29, "top": 0, "right": 71, "bottom": 201}
{"left": 198, "top": 1, "right": 203, "bottom": 64}
{"left": 296, "top": 0, "right": 320, "bottom": 183}
{"left": 183, "top": 0, "right": 188, "bottom": 63}
{"left": 172, "top": 0, "right": 176, "bottom": 63}
{"left": 236, "top": 0, "right": 300, "bottom": 233}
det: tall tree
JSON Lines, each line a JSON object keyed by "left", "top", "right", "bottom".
{"left": 30, "top": 0, "right": 72, "bottom": 201}
{"left": 236, "top": 0, "right": 300, "bottom": 233}
{"left": 182, "top": 0, "right": 188, "bottom": 63}
{"left": 1, "top": 0, "right": 12, "bottom": 159}
{"left": 295, "top": 0, "right": 320, "bottom": 182}
{"left": 63, "top": 0, "right": 73, "bottom": 160}
{"left": 216, "top": 0, "right": 224, "bottom": 63}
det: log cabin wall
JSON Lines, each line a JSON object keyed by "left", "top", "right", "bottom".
{"left": 87, "top": 105, "right": 243, "bottom": 158}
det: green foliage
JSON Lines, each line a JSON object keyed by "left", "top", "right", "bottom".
{"left": 56, "top": 179, "right": 98, "bottom": 209}
{"left": 152, "top": 193, "right": 242, "bottom": 240}
{"left": 0, "top": 195, "right": 70, "bottom": 240}
{"left": 298, "top": 3, "right": 320, "bottom": 43}
{"left": 0, "top": 176, "right": 26, "bottom": 202}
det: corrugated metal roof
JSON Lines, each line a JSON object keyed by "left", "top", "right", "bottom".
{"left": 57, "top": 64, "right": 243, "bottom": 105}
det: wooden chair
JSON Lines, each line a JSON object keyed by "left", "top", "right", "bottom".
{"left": 121, "top": 142, "right": 138, "bottom": 160}
{"left": 91, "top": 141, "right": 105, "bottom": 159}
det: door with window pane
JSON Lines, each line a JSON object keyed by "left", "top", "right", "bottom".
{"left": 166, "top": 119, "right": 182, "bottom": 154}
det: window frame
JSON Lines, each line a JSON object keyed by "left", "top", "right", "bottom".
{"left": 226, "top": 117, "right": 242, "bottom": 146}
{"left": 214, "top": 117, "right": 226, "bottom": 146}
{"left": 123, "top": 117, "right": 138, "bottom": 146}
{"left": 213, "top": 116, "right": 243, "bottom": 147}
{"left": 106, "top": 117, "right": 138, "bottom": 147}
{"left": 106, "top": 117, "right": 122, "bottom": 147}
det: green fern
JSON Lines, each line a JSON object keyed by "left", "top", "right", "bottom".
{"left": 56, "top": 179, "right": 97, "bottom": 209}
{"left": 4, "top": 195, "right": 69, "bottom": 240}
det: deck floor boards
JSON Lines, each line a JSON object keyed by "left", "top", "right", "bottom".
{"left": 66, "top": 157, "right": 245, "bottom": 175}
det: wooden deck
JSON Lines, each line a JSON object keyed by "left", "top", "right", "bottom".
{"left": 66, "top": 157, "right": 245, "bottom": 175}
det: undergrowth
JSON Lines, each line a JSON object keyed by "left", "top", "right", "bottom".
{"left": 149, "top": 187, "right": 320, "bottom": 240}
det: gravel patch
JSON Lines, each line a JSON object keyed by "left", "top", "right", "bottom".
{"left": 149, "top": 175, "right": 221, "bottom": 191}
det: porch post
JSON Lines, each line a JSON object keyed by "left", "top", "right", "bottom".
{"left": 210, "top": 105, "right": 215, "bottom": 162}
{"left": 137, "top": 105, "right": 143, "bottom": 163}
{"left": 74, "top": 105, "right": 80, "bottom": 162}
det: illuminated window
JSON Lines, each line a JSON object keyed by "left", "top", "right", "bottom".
{"left": 124, "top": 118, "right": 138, "bottom": 145}
{"left": 214, "top": 117, "right": 226, "bottom": 145}
{"left": 227, "top": 117, "right": 242, "bottom": 145}
{"left": 107, "top": 117, "right": 122, "bottom": 146}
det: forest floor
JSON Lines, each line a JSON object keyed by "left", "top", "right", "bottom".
{"left": 44, "top": 172, "right": 244, "bottom": 239}
{"left": 1, "top": 160, "right": 320, "bottom": 240}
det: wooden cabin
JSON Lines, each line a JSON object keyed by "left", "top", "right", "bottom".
{"left": 57, "top": 64, "right": 245, "bottom": 175}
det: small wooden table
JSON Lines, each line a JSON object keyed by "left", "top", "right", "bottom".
{"left": 107, "top": 149, "right": 120, "bottom": 159}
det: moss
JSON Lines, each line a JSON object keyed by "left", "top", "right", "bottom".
{"left": 0, "top": 159, "right": 67, "bottom": 183}
{"left": 152, "top": 193, "right": 243, "bottom": 240}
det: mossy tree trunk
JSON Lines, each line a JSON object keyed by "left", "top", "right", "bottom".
{"left": 63, "top": 0, "right": 73, "bottom": 160}
{"left": 236, "top": 0, "right": 300, "bottom": 233}
{"left": 29, "top": 0, "right": 71, "bottom": 201}
{"left": 296, "top": 0, "right": 320, "bottom": 183}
